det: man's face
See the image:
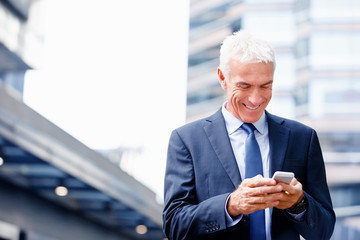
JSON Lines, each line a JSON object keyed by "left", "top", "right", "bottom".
{"left": 218, "top": 60, "right": 274, "bottom": 123}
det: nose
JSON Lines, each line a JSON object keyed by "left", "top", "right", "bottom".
{"left": 248, "top": 88, "right": 263, "bottom": 106}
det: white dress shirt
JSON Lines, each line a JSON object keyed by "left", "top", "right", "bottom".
{"left": 221, "top": 103, "right": 272, "bottom": 240}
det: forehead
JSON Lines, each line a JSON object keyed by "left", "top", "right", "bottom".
{"left": 229, "top": 60, "right": 274, "bottom": 82}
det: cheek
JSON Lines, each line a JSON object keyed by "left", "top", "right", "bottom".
{"left": 229, "top": 89, "right": 243, "bottom": 102}
{"left": 265, "top": 91, "right": 272, "bottom": 101}
{"left": 228, "top": 91, "right": 246, "bottom": 110}
{"left": 260, "top": 92, "right": 272, "bottom": 109}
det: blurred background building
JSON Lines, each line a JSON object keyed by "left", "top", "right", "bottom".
{"left": 0, "top": 0, "right": 43, "bottom": 96}
{"left": 0, "top": 0, "right": 165, "bottom": 239}
{"left": 188, "top": 0, "right": 360, "bottom": 239}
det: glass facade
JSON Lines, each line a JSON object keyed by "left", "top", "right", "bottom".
{"left": 310, "top": 0, "right": 360, "bottom": 23}
{"left": 309, "top": 33, "right": 360, "bottom": 70}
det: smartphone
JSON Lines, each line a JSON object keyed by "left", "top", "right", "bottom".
{"left": 272, "top": 171, "right": 294, "bottom": 184}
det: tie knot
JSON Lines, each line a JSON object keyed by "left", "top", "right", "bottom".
{"left": 242, "top": 123, "right": 256, "bottom": 134}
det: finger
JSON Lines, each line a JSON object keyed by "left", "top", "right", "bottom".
{"left": 277, "top": 182, "right": 291, "bottom": 192}
{"left": 249, "top": 185, "right": 283, "bottom": 196}
{"left": 241, "top": 197, "right": 281, "bottom": 214}
{"left": 248, "top": 192, "right": 284, "bottom": 204}
{"left": 251, "top": 194, "right": 284, "bottom": 209}
{"left": 278, "top": 182, "right": 297, "bottom": 194}
{"left": 290, "top": 177, "right": 298, "bottom": 186}
{"left": 276, "top": 194, "right": 298, "bottom": 209}
{"left": 282, "top": 180, "right": 302, "bottom": 195}
{"left": 244, "top": 175, "right": 277, "bottom": 188}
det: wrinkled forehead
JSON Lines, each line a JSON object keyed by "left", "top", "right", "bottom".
{"left": 228, "top": 60, "right": 275, "bottom": 81}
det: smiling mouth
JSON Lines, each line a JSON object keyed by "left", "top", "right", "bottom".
{"left": 244, "top": 104, "right": 260, "bottom": 110}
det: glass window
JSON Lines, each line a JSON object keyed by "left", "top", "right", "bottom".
{"left": 244, "top": 0, "right": 295, "bottom": 3}
{"left": 273, "top": 53, "right": 296, "bottom": 91}
{"left": 242, "top": 11, "right": 295, "bottom": 46}
{"left": 309, "top": 78, "right": 360, "bottom": 118}
{"left": 295, "top": 0, "right": 310, "bottom": 12}
{"left": 310, "top": 0, "right": 360, "bottom": 22}
{"left": 295, "top": 84, "right": 309, "bottom": 106}
{"left": 296, "top": 38, "right": 309, "bottom": 59}
{"left": 267, "top": 96, "right": 295, "bottom": 119}
{"left": 309, "top": 33, "right": 360, "bottom": 70}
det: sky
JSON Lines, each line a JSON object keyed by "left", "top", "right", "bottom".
{"left": 23, "top": 0, "right": 189, "bottom": 198}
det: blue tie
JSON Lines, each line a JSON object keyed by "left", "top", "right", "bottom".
{"left": 242, "top": 123, "right": 266, "bottom": 240}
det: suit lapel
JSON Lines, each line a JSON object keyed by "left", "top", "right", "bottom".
{"left": 266, "top": 112, "right": 290, "bottom": 176}
{"left": 203, "top": 110, "right": 241, "bottom": 188}
{"left": 202, "top": 110, "right": 289, "bottom": 187}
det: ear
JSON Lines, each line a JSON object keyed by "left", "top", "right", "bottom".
{"left": 217, "top": 68, "right": 226, "bottom": 89}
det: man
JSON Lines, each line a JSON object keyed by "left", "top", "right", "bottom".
{"left": 163, "top": 31, "right": 335, "bottom": 240}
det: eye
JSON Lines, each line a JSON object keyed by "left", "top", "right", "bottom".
{"left": 236, "top": 82, "right": 251, "bottom": 90}
{"left": 261, "top": 81, "right": 273, "bottom": 89}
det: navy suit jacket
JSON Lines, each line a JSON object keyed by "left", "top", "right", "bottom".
{"left": 163, "top": 110, "right": 335, "bottom": 240}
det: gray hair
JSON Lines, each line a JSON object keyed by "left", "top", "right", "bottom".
{"left": 219, "top": 30, "right": 276, "bottom": 78}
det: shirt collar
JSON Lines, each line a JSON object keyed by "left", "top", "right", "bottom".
{"left": 221, "top": 102, "right": 266, "bottom": 135}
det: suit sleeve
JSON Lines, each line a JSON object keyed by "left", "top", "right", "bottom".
{"left": 289, "top": 130, "right": 336, "bottom": 240}
{"left": 162, "top": 130, "right": 231, "bottom": 240}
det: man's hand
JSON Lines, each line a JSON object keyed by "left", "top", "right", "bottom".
{"left": 227, "top": 175, "right": 284, "bottom": 217}
{"left": 274, "top": 177, "right": 304, "bottom": 210}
